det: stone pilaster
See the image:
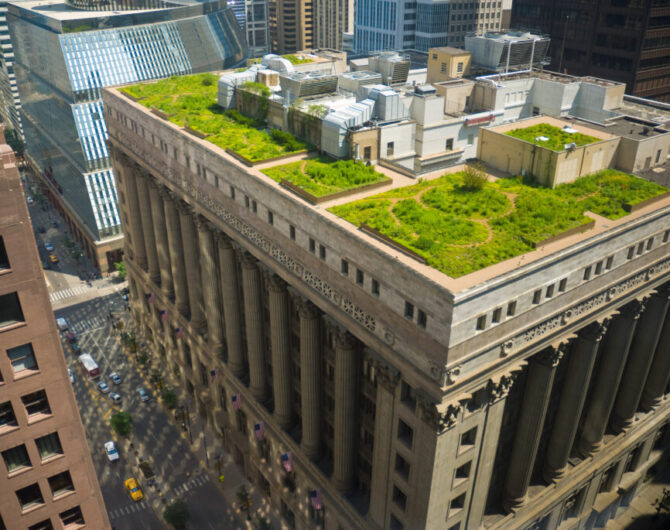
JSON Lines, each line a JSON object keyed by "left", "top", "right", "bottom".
{"left": 268, "top": 275, "right": 292, "bottom": 428}
{"left": 241, "top": 253, "right": 268, "bottom": 402}
{"left": 163, "top": 192, "right": 189, "bottom": 316}
{"left": 135, "top": 174, "right": 160, "bottom": 283}
{"left": 178, "top": 203, "right": 206, "bottom": 332}
{"left": 503, "top": 340, "right": 569, "bottom": 512}
{"left": 611, "top": 290, "right": 670, "bottom": 432}
{"left": 578, "top": 298, "right": 647, "bottom": 456}
{"left": 543, "top": 319, "right": 610, "bottom": 483}
{"left": 217, "top": 234, "right": 246, "bottom": 377}
{"left": 121, "top": 163, "right": 147, "bottom": 269}
{"left": 197, "top": 218, "right": 224, "bottom": 357}
{"left": 333, "top": 330, "right": 358, "bottom": 493}
{"left": 299, "top": 300, "right": 321, "bottom": 460}
{"left": 641, "top": 307, "right": 670, "bottom": 410}
{"left": 149, "top": 184, "right": 173, "bottom": 298}
{"left": 368, "top": 359, "right": 399, "bottom": 527}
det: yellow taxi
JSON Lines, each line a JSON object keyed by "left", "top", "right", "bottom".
{"left": 49, "top": 254, "right": 59, "bottom": 264}
{"left": 124, "top": 477, "right": 144, "bottom": 501}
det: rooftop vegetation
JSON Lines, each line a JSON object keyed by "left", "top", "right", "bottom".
{"left": 262, "top": 156, "right": 389, "bottom": 197}
{"left": 504, "top": 123, "right": 600, "bottom": 151}
{"left": 328, "top": 169, "right": 667, "bottom": 278}
{"left": 247, "top": 54, "right": 314, "bottom": 66}
{"left": 122, "top": 73, "right": 308, "bottom": 162}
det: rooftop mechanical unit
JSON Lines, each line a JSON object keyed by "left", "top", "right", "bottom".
{"left": 465, "top": 31, "right": 550, "bottom": 73}
{"left": 279, "top": 71, "right": 339, "bottom": 98}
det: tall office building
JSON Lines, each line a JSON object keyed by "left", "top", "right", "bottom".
{"left": 6, "top": 0, "right": 246, "bottom": 274}
{"left": 0, "top": 1, "right": 23, "bottom": 137}
{"left": 231, "top": 0, "right": 271, "bottom": 57}
{"left": 104, "top": 72, "right": 670, "bottom": 529}
{"left": 0, "top": 134, "right": 109, "bottom": 529}
{"left": 269, "top": 0, "right": 313, "bottom": 53}
{"left": 354, "top": 0, "right": 509, "bottom": 53}
{"left": 314, "top": 0, "right": 353, "bottom": 50}
{"left": 512, "top": 0, "right": 670, "bottom": 102}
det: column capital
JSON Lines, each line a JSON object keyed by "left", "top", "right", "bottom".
{"left": 335, "top": 328, "right": 357, "bottom": 350}
{"left": 487, "top": 367, "right": 523, "bottom": 404}
{"left": 195, "top": 214, "right": 213, "bottom": 233}
{"left": 372, "top": 357, "right": 400, "bottom": 392}
{"left": 578, "top": 317, "right": 613, "bottom": 343}
{"left": 177, "top": 200, "right": 194, "bottom": 217}
{"left": 268, "top": 274, "right": 287, "bottom": 293}
{"left": 416, "top": 392, "right": 464, "bottom": 434}
{"left": 619, "top": 296, "right": 650, "bottom": 320}
{"left": 158, "top": 185, "right": 172, "bottom": 201}
{"left": 215, "top": 230, "right": 232, "bottom": 249}
{"left": 298, "top": 299, "right": 320, "bottom": 320}
{"left": 241, "top": 252, "right": 258, "bottom": 270}
{"left": 535, "top": 336, "right": 574, "bottom": 367}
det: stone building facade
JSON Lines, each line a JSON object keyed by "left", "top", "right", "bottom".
{"left": 104, "top": 83, "right": 670, "bottom": 530}
{"left": 0, "top": 140, "right": 109, "bottom": 528}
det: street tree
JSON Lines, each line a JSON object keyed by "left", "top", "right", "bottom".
{"left": 161, "top": 388, "right": 177, "bottom": 409}
{"left": 163, "top": 499, "right": 189, "bottom": 529}
{"left": 114, "top": 260, "right": 127, "bottom": 279}
{"left": 110, "top": 411, "right": 132, "bottom": 437}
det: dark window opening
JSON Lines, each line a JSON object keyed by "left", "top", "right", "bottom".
{"left": 0, "top": 292, "right": 24, "bottom": 328}
{"left": 21, "top": 390, "right": 51, "bottom": 417}
{"left": 16, "top": 483, "right": 44, "bottom": 510}
{"left": 0, "top": 236, "right": 9, "bottom": 269}
{"left": 398, "top": 419, "right": 413, "bottom": 447}
{"left": 48, "top": 470, "right": 75, "bottom": 497}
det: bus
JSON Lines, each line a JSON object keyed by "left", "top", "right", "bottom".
{"left": 78, "top": 353, "right": 100, "bottom": 379}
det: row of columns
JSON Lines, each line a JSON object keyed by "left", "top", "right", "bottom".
{"left": 120, "top": 163, "right": 361, "bottom": 493}
{"left": 502, "top": 288, "right": 670, "bottom": 512}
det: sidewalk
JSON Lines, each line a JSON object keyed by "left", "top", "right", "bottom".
{"left": 50, "top": 277, "right": 127, "bottom": 311}
{"left": 606, "top": 467, "right": 670, "bottom": 529}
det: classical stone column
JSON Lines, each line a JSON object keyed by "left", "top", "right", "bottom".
{"left": 197, "top": 218, "right": 224, "bottom": 357}
{"left": 543, "top": 320, "right": 610, "bottom": 483}
{"left": 611, "top": 290, "right": 670, "bottom": 432}
{"left": 368, "top": 360, "right": 399, "bottom": 527}
{"left": 333, "top": 330, "right": 358, "bottom": 492}
{"left": 121, "top": 162, "right": 147, "bottom": 269}
{"left": 503, "top": 341, "right": 567, "bottom": 512}
{"left": 163, "top": 192, "right": 189, "bottom": 316}
{"left": 268, "top": 275, "right": 292, "bottom": 428}
{"left": 217, "top": 235, "right": 245, "bottom": 377}
{"left": 149, "top": 184, "right": 174, "bottom": 298}
{"left": 578, "top": 298, "right": 646, "bottom": 456}
{"left": 299, "top": 300, "right": 321, "bottom": 460}
{"left": 641, "top": 309, "right": 670, "bottom": 410}
{"left": 135, "top": 174, "right": 160, "bottom": 283}
{"left": 178, "top": 203, "right": 206, "bottom": 332}
{"left": 241, "top": 254, "right": 268, "bottom": 402}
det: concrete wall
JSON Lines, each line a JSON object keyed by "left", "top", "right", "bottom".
{"left": 379, "top": 121, "right": 415, "bottom": 162}
{"left": 616, "top": 133, "right": 670, "bottom": 173}
{"left": 434, "top": 80, "right": 475, "bottom": 115}
{"left": 349, "top": 127, "right": 379, "bottom": 162}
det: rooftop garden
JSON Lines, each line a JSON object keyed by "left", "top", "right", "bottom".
{"left": 262, "top": 156, "right": 390, "bottom": 199}
{"left": 505, "top": 123, "right": 601, "bottom": 151}
{"left": 247, "top": 54, "right": 314, "bottom": 66}
{"left": 122, "top": 73, "right": 309, "bottom": 162}
{"left": 328, "top": 168, "right": 667, "bottom": 278}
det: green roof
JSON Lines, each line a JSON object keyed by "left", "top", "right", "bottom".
{"left": 121, "top": 73, "right": 309, "bottom": 162}
{"left": 504, "top": 123, "right": 601, "bottom": 152}
{"left": 328, "top": 170, "right": 668, "bottom": 278}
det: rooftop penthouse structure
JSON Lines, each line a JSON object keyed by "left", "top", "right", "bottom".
{"left": 103, "top": 71, "right": 670, "bottom": 530}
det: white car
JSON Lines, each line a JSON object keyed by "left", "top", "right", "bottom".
{"left": 104, "top": 441, "right": 119, "bottom": 462}
{"left": 110, "top": 393, "right": 122, "bottom": 404}
{"left": 44, "top": 242, "right": 54, "bottom": 252}
{"left": 26, "top": 196, "right": 34, "bottom": 204}
{"left": 109, "top": 372, "right": 122, "bottom": 385}
{"left": 137, "top": 387, "right": 150, "bottom": 402}
{"left": 68, "top": 369, "right": 74, "bottom": 384}
{"left": 97, "top": 381, "right": 110, "bottom": 394}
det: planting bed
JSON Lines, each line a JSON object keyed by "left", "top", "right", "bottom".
{"left": 505, "top": 123, "right": 600, "bottom": 151}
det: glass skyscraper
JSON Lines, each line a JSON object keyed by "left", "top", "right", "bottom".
{"left": 7, "top": 0, "right": 246, "bottom": 272}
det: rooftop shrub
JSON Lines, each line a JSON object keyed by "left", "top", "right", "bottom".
{"left": 505, "top": 123, "right": 600, "bottom": 151}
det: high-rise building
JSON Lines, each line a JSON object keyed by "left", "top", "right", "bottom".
{"left": 354, "top": 0, "right": 510, "bottom": 53}
{"left": 269, "top": 0, "right": 313, "bottom": 53}
{"left": 0, "top": 0, "right": 24, "bottom": 137}
{"left": 6, "top": 0, "right": 246, "bottom": 274}
{"left": 512, "top": 0, "right": 670, "bottom": 102}
{"left": 0, "top": 133, "right": 109, "bottom": 529}
{"left": 315, "top": 0, "right": 353, "bottom": 50}
{"left": 103, "top": 72, "right": 670, "bottom": 530}
{"left": 231, "top": 0, "right": 271, "bottom": 57}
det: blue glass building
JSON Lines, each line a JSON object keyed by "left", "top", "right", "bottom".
{"left": 7, "top": 0, "right": 246, "bottom": 272}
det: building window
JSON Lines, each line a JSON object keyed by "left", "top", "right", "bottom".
{"left": 647, "top": 237, "right": 654, "bottom": 250}
{"left": 467, "top": 133, "right": 474, "bottom": 145}
{"left": 392, "top": 486, "right": 407, "bottom": 511}
{"left": 400, "top": 381, "right": 416, "bottom": 409}
{"left": 664, "top": 230, "right": 669, "bottom": 243}
{"left": 450, "top": 493, "right": 466, "bottom": 512}
{"left": 28, "top": 520, "right": 54, "bottom": 530}
{"left": 268, "top": 211, "right": 274, "bottom": 225}
{"left": 356, "top": 269, "right": 364, "bottom": 285}
{"left": 446, "top": 138, "right": 454, "bottom": 150}
{"left": 583, "top": 266, "right": 592, "bottom": 281}
{"left": 309, "top": 238, "right": 316, "bottom": 254}
{"left": 532, "top": 289, "right": 542, "bottom": 304}
{"left": 460, "top": 427, "right": 477, "bottom": 451}
{"left": 606, "top": 256, "right": 614, "bottom": 269}
{"left": 507, "top": 301, "right": 516, "bottom": 316}
{"left": 371, "top": 279, "right": 380, "bottom": 296}
{"left": 492, "top": 307, "right": 502, "bottom": 323}
{"left": 48, "top": 470, "right": 74, "bottom": 497}
{"left": 16, "top": 483, "right": 45, "bottom": 511}
{"left": 627, "top": 246, "right": 635, "bottom": 259}
{"left": 476, "top": 315, "right": 487, "bottom": 330}
{"left": 0, "top": 236, "right": 9, "bottom": 270}
{"left": 387, "top": 141, "right": 395, "bottom": 156}
{"left": 244, "top": 195, "right": 250, "bottom": 209}
{"left": 390, "top": 515, "right": 404, "bottom": 530}
{"left": 59, "top": 506, "right": 85, "bottom": 526}
{"left": 417, "top": 309, "right": 427, "bottom": 329}
{"left": 230, "top": 185, "right": 236, "bottom": 199}
{"left": 341, "top": 259, "right": 349, "bottom": 275}
{"left": 35, "top": 432, "right": 63, "bottom": 461}
{"left": 395, "top": 453, "right": 410, "bottom": 480}
{"left": 319, "top": 244, "right": 326, "bottom": 260}
{"left": 457, "top": 61, "right": 464, "bottom": 73}
{"left": 404, "top": 301, "right": 414, "bottom": 319}
{"left": 252, "top": 200, "right": 257, "bottom": 214}
{"left": 546, "top": 284, "right": 554, "bottom": 298}
{"left": 455, "top": 460, "right": 472, "bottom": 480}
{"left": 7, "top": 344, "right": 38, "bottom": 375}
{"left": 2, "top": 444, "right": 31, "bottom": 473}
{"left": 0, "top": 401, "right": 17, "bottom": 429}
{"left": 637, "top": 242, "right": 644, "bottom": 255}
{"left": 398, "top": 419, "right": 413, "bottom": 447}
{"left": 22, "top": 390, "right": 51, "bottom": 417}
{"left": 290, "top": 225, "right": 296, "bottom": 240}
{"left": 441, "top": 62, "right": 447, "bottom": 73}
{"left": 0, "top": 292, "right": 24, "bottom": 328}
{"left": 558, "top": 278, "right": 567, "bottom": 292}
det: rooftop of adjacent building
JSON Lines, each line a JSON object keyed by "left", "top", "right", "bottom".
{"left": 475, "top": 68, "right": 621, "bottom": 88}
{"left": 567, "top": 115, "right": 669, "bottom": 141}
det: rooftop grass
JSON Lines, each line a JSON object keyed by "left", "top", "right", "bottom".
{"left": 122, "top": 73, "right": 309, "bottom": 162}
{"left": 261, "top": 157, "right": 389, "bottom": 198}
{"left": 505, "top": 123, "right": 601, "bottom": 151}
{"left": 328, "top": 169, "right": 667, "bottom": 278}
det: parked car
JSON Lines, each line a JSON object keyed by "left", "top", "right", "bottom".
{"left": 124, "top": 478, "right": 143, "bottom": 501}
{"left": 97, "top": 381, "right": 110, "bottom": 394}
{"left": 109, "top": 372, "right": 122, "bottom": 385}
{"left": 44, "top": 242, "right": 54, "bottom": 252}
{"left": 68, "top": 369, "right": 75, "bottom": 384}
{"left": 137, "top": 387, "right": 150, "bottom": 402}
{"left": 26, "top": 196, "right": 34, "bottom": 204}
{"left": 49, "top": 254, "right": 59, "bottom": 264}
{"left": 105, "top": 441, "right": 119, "bottom": 462}
{"left": 56, "top": 317, "right": 68, "bottom": 331}
{"left": 109, "top": 392, "right": 122, "bottom": 404}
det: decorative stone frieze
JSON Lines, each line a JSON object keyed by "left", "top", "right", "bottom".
{"left": 416, "top": 391, "right": 469, "bottom": 434}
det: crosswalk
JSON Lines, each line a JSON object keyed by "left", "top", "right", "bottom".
{"left": 49, "top": 285, "right": 89, "bottom": 302}
{"left": 170, "top": 473, "right": 209, "bottom": 498}
{"left": 70, "top": 316, "right": 106, "bottom": 334}
{"left": 107, "top": 500, "right": 149, "bottom": 521}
